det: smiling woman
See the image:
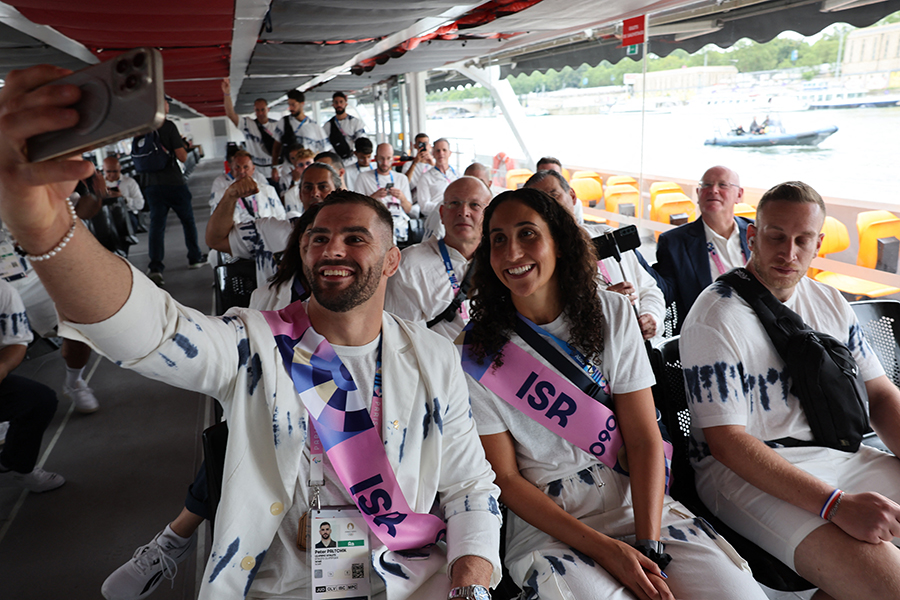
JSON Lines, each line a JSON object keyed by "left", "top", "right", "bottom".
{"left": 460, "top": 188, "right": 769, "bottom": 600}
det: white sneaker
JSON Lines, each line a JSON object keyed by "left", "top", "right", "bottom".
{"left": 11, "top": 467, "right": 65, "bottom": 492}
{"left": 64, "top": 380, "right": 99, "bottom": 414}
{"left": 0, "top": 421, "right": 8, "bottom": 446}
{"left": 101, "top": 529, "right": 197, "bottom": 600}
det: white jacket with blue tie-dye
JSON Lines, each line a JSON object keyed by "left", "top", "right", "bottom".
{"left": 60, "top": 263, "right": 502, "bottom": 600}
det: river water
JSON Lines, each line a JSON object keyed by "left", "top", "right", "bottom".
{"left": 426, "top": 106, "right": 900, "bottom": 204}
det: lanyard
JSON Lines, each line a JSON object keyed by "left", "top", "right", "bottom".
{"left": 598, "top": 261, "right": 612, "bottom": 285}
{"left": 308, "top": 341, "right": 383, "bottom": 486}
{"left": 437, "top": 165, "right": 456, "bottom": 183}
{"left": 519, "top": 314, "right": 611, "bottom": 396}
{"left": 293, "top": 116, "right": 309, "bottom": 134}
{"left": 374, "top": 170, "right": 394, "bottom": 188}
{"left": 706, "top": 240, "right": 746, "bottom": 276}
{"left": 437, "top": 239, "right": 468, "bottom": 320}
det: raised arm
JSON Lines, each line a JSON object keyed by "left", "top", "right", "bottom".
{"left": 221, "top": 77, "right": 240, "bottom": 128}
{"left": 205, "top": 177, "right": 259, "bottom": 253}
{"left": 0, "top": 65, "right": 132, "bottom": 324}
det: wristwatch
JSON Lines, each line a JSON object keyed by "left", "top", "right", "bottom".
{"left": 448, "top": 585, "right": 491, "bottom": 600}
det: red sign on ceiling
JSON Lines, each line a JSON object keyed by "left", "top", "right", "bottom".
{"left": 622, "top": 15, "right": 646, "bottom": 47}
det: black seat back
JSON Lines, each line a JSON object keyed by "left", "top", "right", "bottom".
{"left": 214, "top": 259, "right": 257, "bottom": 315}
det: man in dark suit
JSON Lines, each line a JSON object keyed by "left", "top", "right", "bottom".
{"left": 646, "top": 165, "right": 751, "bottom": 333}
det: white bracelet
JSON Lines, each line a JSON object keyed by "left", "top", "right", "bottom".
{"left": 17, "top": 198, "right": 77, "bottom": 262}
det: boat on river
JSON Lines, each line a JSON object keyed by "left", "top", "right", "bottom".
{"left": 704, "top": 117, "right": 838, "bottom": 147}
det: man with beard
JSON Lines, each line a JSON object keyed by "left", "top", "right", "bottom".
{"left": 385, "top": 177, "right": 489, "bottom": 341}
{"left": 681, "top": 182, "right": 900, "bottom": 600}
{"left": 322, "top": 91, "right": 366, "bottom": 169}
{"left": 206, "top": 162, "right": 342, "bottom": 296}
{"left": 315, "top": 522, "right": 337, "bottom": 549}
{"left": 0, "top": 66, "right": 501, "bottom": 600}
{"left": 271, "top": 89, "right": 333, "bottom": 166}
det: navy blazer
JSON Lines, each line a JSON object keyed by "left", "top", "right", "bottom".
{"left": 646, "top": 217, "right": 751, "bottom": 333}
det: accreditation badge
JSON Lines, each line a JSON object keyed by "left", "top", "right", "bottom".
{"left": 310, "top": 506, "right": 371, "bottom": 600}
{"left": 0, "top": 240, "right": 26, "bottom": 280}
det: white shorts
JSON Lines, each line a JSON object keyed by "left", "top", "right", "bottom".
{"left": 507, "top": 463, "right": 767, "bottom": 600}
{"left": 696, "top": 445, "right": 900, "bottom": 570}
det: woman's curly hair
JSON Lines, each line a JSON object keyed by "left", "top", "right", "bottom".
{"left": 467, "top": 188, "right": 606, "bottom": 367}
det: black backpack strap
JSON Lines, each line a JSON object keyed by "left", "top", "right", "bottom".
{"left": 717, "top": 268, "right": 805, "bottom": 363}
{"left": 513, "top": 317, "right": 613, "bottom": 408}
{"left": 426, "top": 262, "right": 475, "bottom": 329}
{"left": 254, "top": 119, "right": 276, "bottom": 156}
{"left": 327, "top": 116, "right": 353, "bottom": 159}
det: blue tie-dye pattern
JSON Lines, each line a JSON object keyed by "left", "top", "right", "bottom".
{"left": 237, "top": 338, "right": 250, "bottom": 367}
{"left": 248, "top": 353, "right": 262, "bottom": 395}
{"left": 173, "top": 334, "right": 198, "bottom": 358}
{"left": 667, "top": 525, "right": 687, "bottom": 541}
{"left": 370, "top": 555, "right": 387, "bottom": 586}
{"left": 546, "top": 479, "right": 563, "bottom": 497}
{"left": 578, "top": 469, "right": 594, "bottom": 486}
{"left": 398, "top": 427, "right": 407, "bottom": 462}
{"left": 273, "top": 407, "right": 280, "bottom": 448}
{"left": 159, "top": 353, "right": 176, "bottom": 368}
{"left": 689, "top": 435, "right": 712, "bottom": 462}
{"left": 287, "top": 411, "right": 293, "bottom": 436}
{"left": 209, "top": 537, "right": 240, "bottom": 582}
{"left": 115, "top": 360, "right": 122, "bottom": 366}
{"left": 545, "top": 555, "right": 567, "bottom": 575}
{"left": 0, "top": 314, "right": 7, "bottom": 336}
{"left": 698, "top": 364, "right": 714, "bottom": 399}
{"left": 693, "top": 517, "right": 719, "bottom": 540}
{"left": 422, "top": 401, "right": 432, "bottom": 440}
{"left": 464, "top": 496, "right": 470, "bottom": 511}
{"left": 848, "top": 322, "right": 870, "bottom": 358}
{"left": 523, "top": 569, "right": 540, "bottom": 600}
{"left": 432, "top": 397, "right": 443, "bottom": 434}
{"left": 713, "top": 281, "right": 733, "bottom": 298}
{"left": 222, "top": 315, "right": 237, "bottom": 325}
{"left": 757, "top": 371, "right": 771, "bottom": 411}
{"left": 568, "top": 546, "right": 595, "bottom": 567}
{"left": 683, "top": 366, "right": 702, "bottom": 404}
{"left": 243, "top": 549, "right": 266, "bottom": 597}
{"left": 379, "top": 555, "right": 409, "bottom": 579}
{"left": 488, "top": 495, "right": 500, "bottom": 516}
{"left": 713, "top": 362, "right": 730, "bottom": 402}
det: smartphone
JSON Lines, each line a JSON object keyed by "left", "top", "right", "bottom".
{"left": 417, "top": 142, "right": 426, "bottom": 150}
{"left": 613, "top": 225, "right": 641, "bottom": 252}
{"left": 27, "top": 48, "right": 165, "bottom": 162}
{"left": 384, "top": 182, "right": 394, "bottom": 190}
{"left": 592, "top": 225, "right": 641, "bottom": 261}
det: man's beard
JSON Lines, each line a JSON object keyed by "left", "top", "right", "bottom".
{"left": 291, "top": 108, "right": 302, "bottom": 119}
{"left": 304, "top": 258, "right": 383, "bottom": 313}
{"left": 334, "top": 106, "right": 345, "bottom": 116}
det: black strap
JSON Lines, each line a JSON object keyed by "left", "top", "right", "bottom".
{"left": 717, "top": 268, "right": 805, "bottom": 364}
{"left": 254, "top": 119, "right": 276, "bottom": 156}
{"left": 513, "top": 318, "right": 613, "bottom": 408}
{"left": 327, "top": 116, "right": 353, "bottom": 159}
{"left": 426, "top": 263, "right": 475, "bottom": 328}
{"left": 239, "top": 197, "right": 257, "bottom": 219}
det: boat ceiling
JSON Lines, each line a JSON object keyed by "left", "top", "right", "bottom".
{"left": 0, "top": 0, "right": 898, "bottom": 118}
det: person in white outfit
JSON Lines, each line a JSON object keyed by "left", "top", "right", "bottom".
{"left": 0, "top": 67, "right": 502, "bottom": 600}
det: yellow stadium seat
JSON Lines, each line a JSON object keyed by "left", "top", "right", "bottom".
{"left": 604, "top": 184, "right": 641, "bottom": 227}
{"left": 649, "top": 182, "right": 682, "bottom": 205}
{"left": 651, "top": 192, "right": 695, "bottom": 240}
{"left": 858, "top": 216, "right": 900, "bottom": 270}
{"left": 606, "top": 175, "right": 638, "bottom": 188}
{"left": 506, "top": 168, "right": 534, "bottom": 190}
{"left": 734, "top": 203, "right": 757, "bottom": 219}
{"left": 570, "top": 178, "right": 604, "bottom": 208}
{"left": 857, "top": 210, "right": 898, "bottom": 240}
{"left": 813, "top": 216, "right": 900, "bottom": 298}
{"left": 572, "top": 170, "right": 603, "bottom": 188}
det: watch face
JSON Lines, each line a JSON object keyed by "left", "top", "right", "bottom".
{"left": 472, "top": 586, "right": 490, "bottom": 600}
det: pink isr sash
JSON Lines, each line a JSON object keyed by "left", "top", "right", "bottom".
{"left": 263, "top": 301, "right": 446, "bottom": 551}
{"left": 464, "top": 338, "right": 673, "bottom": 490}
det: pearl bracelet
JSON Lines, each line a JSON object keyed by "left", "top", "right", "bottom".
{"left": 16, "top": 198, "right": 77, "bottom": 262}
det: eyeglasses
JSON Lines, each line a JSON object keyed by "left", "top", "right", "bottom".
{"left": 105, "top": 169, "right": 120, "bottom": 174}
{"left": 443, "top": 200, "right": 486, "bottom": 213}
{"left": 698, "top": 181, "right": 738, "bottom": 191}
